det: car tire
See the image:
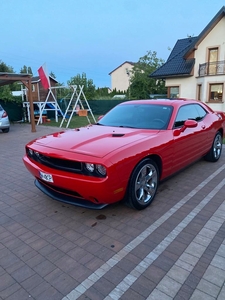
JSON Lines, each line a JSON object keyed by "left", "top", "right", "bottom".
{"left": 204, "top": 131, "right": 222, "bottom": 162}
{"left": 126, "top": 158, "right": 159, "bottom": 210}
{"left": 2, "top": 128, "right": 9, "bottom": 133}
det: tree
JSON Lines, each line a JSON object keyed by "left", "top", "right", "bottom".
{"left": 67, "top": 72, "right": 96, "bottom": 100}
{"left": 0, "top": 61, "right": 14, "bottom": 73}
{"left": 20, "top": 65, "right": 33, "bottom": 75}
{"left": 94, "top": 87, "right": 110, "bottom": 99}
{"left": 49, "top": 71, "right": 56, "bottom": 79}
{"left": 0, "top": 60, "right": 14, "bottom": 100}
{"left": 129, "top": 51, "right": 166, "bottom": 99}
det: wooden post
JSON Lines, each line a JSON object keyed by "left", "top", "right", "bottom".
{"left": 23, "top": 78, "right": 36, "bottom": 132}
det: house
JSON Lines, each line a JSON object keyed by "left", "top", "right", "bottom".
{"left": 150, "top": 6, "right": 225, "bottom": 112}
{"left": 21, "top": 75, "right": 60, "bottom": 123}
{"left": 109, "top": 61, "right": 135, "bottom": 92}
{"left": 27, "top": 76, "right": 58, "bottom": 102}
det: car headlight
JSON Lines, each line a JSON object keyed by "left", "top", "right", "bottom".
{"left": 28, "top": 148, "right": 33, "bottom": 156}
{"left": 96, "top": 164, "right": 107, "bottom": 176}
{"left": 84, "top": 163, "right": 107, "bottom": 177}
{"left": 34, "top": 151, "right": 40, "bottom": 157}
{"left": 85, "top": 163, "right": 95, "bottom": 172}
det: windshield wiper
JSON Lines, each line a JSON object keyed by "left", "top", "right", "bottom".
{"left": 119, "top": 125, "right": 136, "bottom": 128}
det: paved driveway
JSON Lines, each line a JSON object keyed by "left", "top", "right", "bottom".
{"left": 0, "top": 124, "right": 225, "bottom": 300}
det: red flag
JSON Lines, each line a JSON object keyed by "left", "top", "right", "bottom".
{"left": 38, "top": 64, "right": 50, "bottom": 89}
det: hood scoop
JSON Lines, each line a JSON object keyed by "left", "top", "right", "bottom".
{"left": 112, "top": 133, "right": 125, "bottom": 137}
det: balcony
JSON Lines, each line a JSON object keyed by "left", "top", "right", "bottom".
{"left": 199, "top": 60, "right": 225, "bottom": 77}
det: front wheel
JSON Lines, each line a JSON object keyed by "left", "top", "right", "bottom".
{"left": 126, "top": 158, "right": 159, "bottom": 210}
{"left": 204, "top": 132, "right": 223, "bottom": 162}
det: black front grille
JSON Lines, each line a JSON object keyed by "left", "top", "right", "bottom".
{"left": 27, "top": 148, "right": 82, "bottom": 173}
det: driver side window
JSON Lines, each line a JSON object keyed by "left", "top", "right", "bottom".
{"left": 174, "top": 104, "right": 206, "bottom": 128}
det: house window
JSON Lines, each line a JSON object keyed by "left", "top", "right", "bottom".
{"left": 208, "top": 48, "right": 218, "bottom": 75}
{"left": 168, "top": 86, "right": 179, "bottom": 98}
{"left": 208, "top": 83, "right": 223, "bottom": 102}
{"left": 32, "top": 84, "right": 35, "bottom": 92}
{"left": 197, "top": 84, "right": 202, "bottom": 101}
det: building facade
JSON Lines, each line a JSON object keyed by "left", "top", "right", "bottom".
{"left": 151, "top": 6, "right": 225, "bottom": 112}
{"left": 109, "top": 61, "right": 135, "bottom": 92}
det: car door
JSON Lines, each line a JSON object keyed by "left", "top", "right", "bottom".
{"left": 172, "top": 103, "right": 208, "bottom": 172}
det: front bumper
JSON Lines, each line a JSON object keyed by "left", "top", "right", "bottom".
{"left": 35, "top": 179, "right": 108, "bottom": 209}
{"left": 23, "top": 155, "right": 126, "bottom": 208}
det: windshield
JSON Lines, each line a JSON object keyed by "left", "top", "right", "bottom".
{"left": 97, "top": 103, "right": 173, "bottom": 130}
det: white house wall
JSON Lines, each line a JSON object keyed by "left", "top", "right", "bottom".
{"left": 194, "top": 17, "right": 225, "bottom": 72}
{"left": 195, "top": 17, "right": 225, "bottom": 111}
{"left": 165, "top": 77, "right": 197, "bottom": 98}
{"left": 166, "top": 16, "right": 225, "bottom": 112}
{"left": 110, "top": 62, "right": 133, "bottom": 92}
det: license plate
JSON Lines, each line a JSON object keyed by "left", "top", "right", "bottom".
{"left": 40, "top": 171, "right": 53, "bottom": 183}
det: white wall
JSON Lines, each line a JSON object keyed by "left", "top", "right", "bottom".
{"left": 110, "top": 62, "right": 133, "bottom": 92}
{"left": 166, "top": 17, "right": 225, "bottom": 112}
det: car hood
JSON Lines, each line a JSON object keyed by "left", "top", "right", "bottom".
{"left": 31, "top": 125, "right": 159, "bottom": 158}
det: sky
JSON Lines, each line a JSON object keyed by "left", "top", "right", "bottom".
{"left": 0, "top": 0, "right": 224, "bottom": 88}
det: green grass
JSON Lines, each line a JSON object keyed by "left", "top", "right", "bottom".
{"left": 41, "top": 115, "right": 101, "bottom": 129}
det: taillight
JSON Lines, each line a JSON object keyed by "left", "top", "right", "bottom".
{"left": 2, "top": 111, "right": 7, "bottom": 118}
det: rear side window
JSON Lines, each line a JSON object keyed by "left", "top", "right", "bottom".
{"left": 0, "top": 105, "right": 3, "bottom": 111}
{"left": 195, "top": 104, "right": 207, "bottom": 120}
{"left": 174, "top": 104, "right": 207, "bottom": 128}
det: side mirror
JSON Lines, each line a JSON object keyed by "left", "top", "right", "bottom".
{"left": 174, "top": 119, "right": 198, "bottom": 136}
{"left": 184, "top": 119, "right": 198, "bottom": 128}
{"left": 98, "top": 115, "right": 104, "bottom": 121}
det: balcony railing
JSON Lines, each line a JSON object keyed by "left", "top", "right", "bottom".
{"left": 199, "top": 60, "right": 225, "bottom": 77}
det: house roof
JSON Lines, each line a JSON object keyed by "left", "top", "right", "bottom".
{"left": 150, "top": 37, "right": 197, "bottom": 78}
{"left": 32, "top": 75, "right": 58, "bottom": 83}
{"left": 184, "top": 6, "right": 225, "bottom": 58}
{"left": 109, "top": 61, "right": 135, "bottom": 75}
{"left": 150, "top": 6, "right": 225, "bottom": 79}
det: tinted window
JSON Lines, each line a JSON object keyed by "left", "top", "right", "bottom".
{"left": 174, "top": 104, "right": 207, "bottom": 128}
{"left": 97, "top": 104, "right": 173, "bottom": 130}
{"left": 195, "top": 104, "right": 207, "bottom": 119}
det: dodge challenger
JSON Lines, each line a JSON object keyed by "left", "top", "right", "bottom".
{"left": 23, "top": 99, "right": 225, "bottom": 210}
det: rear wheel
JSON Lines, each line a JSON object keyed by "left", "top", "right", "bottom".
{"left": 205, "top": 132, "right": 222, "bottom": 162}
{"left": 2, "top": 128, "right": 9, "bottom": 133}
{"left": 126, "top": 158, "right": 159, "bottom": 210}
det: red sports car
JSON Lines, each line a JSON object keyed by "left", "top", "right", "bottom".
{"left": 23, "top": 99, "right": 225, "bottom": 210}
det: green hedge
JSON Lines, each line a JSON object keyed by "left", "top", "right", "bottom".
{"left": 0, "top": 99, "right": 130, "bottom": 122}
{"left": 47, "top": 99, "right": 128, "bottom": 118}
{"left": 0, "top": 99, "right": 23, "bottom": 122}
{"left": 88, "top": 99, "right": 128, "bottom": 114}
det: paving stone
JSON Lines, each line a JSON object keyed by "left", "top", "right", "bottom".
{"left": 190, "top": 289, "right": 215, "bottom": 300}
{"left": 196, "top": 278, "right": 220, "bottom": 298}
{"left": 1, "top": 125, "right": 225, "bottom": 299}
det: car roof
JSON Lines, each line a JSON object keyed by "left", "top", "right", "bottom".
{"left": 120, "top": 98, "right": 203, "bottom": 108}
